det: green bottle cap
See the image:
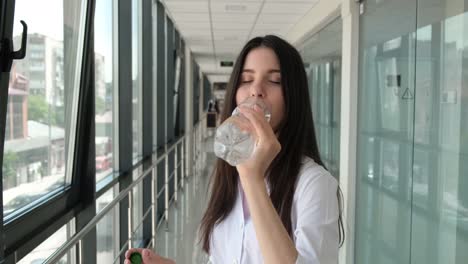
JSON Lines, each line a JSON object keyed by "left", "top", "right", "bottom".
{"left": 130, "top": 252, "right": 143, "bottom": 264}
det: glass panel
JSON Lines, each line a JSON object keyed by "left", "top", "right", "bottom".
{"left": 132, "top": 168, "right": 144, "bottom": 246}
{"left": 300, "top": 18, "right": 342, "bottom": 179}
{"left": 152, "top": 1, "right": 158, "bottom": 150}
{"left": 18, "top": 222, "right": 73, "bottom": 263}
{"left": 97, "top": 187, "right": 118, "bottom": 263}
{"left": 3, "top": 0, "right": 85, "bottom": 218}
{"left": 411, "top": 2, "right": 468, "bottom": 263}
{"left": 355, "top": 1, "right": 417, "bottom": 264}
{"left": 95, "top": 0, "right": 115, "bottom": 183}
{"left": 132, "top": 0, "right": 143, "bottom": 163}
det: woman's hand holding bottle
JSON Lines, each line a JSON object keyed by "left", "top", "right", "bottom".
{"left": 236, "top": 104, "right": 281, "bottom": 184}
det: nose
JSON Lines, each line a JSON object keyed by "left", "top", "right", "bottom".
{"left": 250, "top": 81, "right": 265, "bottom": 98}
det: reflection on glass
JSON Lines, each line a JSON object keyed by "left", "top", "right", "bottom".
{"left": 377, "top": 57, "right": 401, "bottom": 131}
{"left": 3, "top": 0, "right": 85, "bottom": 218}
{"left": 95, "top": 0, "right": 114, "bottom": 183}
{"left": 380, "top": 140, "right": 399, "bottom": 192}
{"left": 300, "top": 18, "right": 342, "bottom": 179}
{"left": 18, "top": 223, "right": 71, "bottom": 263}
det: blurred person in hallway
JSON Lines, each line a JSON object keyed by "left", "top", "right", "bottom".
{"left": 125, "top": 35, "right": 344, "bottom": 264}
{"left": 207, "top": 98, "right": 220, "bottom": 134}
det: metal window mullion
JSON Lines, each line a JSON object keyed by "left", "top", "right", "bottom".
{"left": 174, "top": 146, "right": 178, "bottom": 203}
{"left": 181, "top": 140, "right": 185, "bottom": 187}
{"left": 141, "top": 0, "right": 154, "bottom": 246}
{"left": 164, "top": 154, "right": 169, "bottom": 230}
{"left": 151, "top": 167, "right": 157, "bottom": 247}
{"left": 128, "top": 191, "right": 133, "bottom": 249}
{"left": 0, "top": 0, "right": 16, "bottom": 261}
{"left": 117, "top": 0, "right": 133, "bottom": 263}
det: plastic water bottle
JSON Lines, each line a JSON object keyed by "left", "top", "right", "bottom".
{"left": 129, "top": 252, "right": 142, "bottom": 264}
{"left": 214, "top": 97, "right": 271, "bottom": 166}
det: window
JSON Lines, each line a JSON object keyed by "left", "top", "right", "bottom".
{"left": 96, "top": 187, "right": 118, "bottom": 263}
{"left": 95, "top": 0, "right": 116, "bottom": 183}
{"left": 3, "top": 0, "right": 87, "bottom": 220}
{"left": 17, "top": 221, "right": 74, "bottom": 263}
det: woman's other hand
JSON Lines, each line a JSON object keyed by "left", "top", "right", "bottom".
{"left": 236, "top": 105, "right": 281, "bottom": 183}
{"left": 124, "top": 248, "right": 175, "bottom": 264}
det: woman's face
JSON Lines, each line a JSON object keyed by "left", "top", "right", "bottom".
{"left": 235, "top": 47, "right": 285, "bottom": 131}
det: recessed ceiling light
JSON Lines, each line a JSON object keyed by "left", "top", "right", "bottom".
{"left": 225, "top": 4, "right": 247, "bottom": 12}
{"left": 223, "top": 36, "right": 238, "bottom": 41}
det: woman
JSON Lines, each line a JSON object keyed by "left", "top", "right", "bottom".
{"left": 125, "top": 35, "right": 344, "bottom": 264}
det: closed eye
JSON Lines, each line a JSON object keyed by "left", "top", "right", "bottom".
{"left": 269, "top": 80, "right": 281, "bottom": 85}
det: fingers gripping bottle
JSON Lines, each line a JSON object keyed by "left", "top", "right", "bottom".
{"left": 214, "top": 97, "right": 271, "bottom": 166}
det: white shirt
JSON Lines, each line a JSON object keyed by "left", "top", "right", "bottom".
{"left": 208, "top": 156, "right": 339, "bottom": 264}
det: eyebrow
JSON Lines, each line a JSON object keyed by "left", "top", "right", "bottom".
{"left": 242, "top": 69, "right": 281, "bottom": 74}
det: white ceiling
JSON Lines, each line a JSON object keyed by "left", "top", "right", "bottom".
{"left": 161, "top": 0, "right": 320, "bottom": 83}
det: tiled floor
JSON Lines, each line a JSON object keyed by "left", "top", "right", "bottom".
{"left": 154, "top": 136, "right": 215, "bottom": 264}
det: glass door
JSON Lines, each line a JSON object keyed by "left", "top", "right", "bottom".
{"left": 356, "top": 1, "right": 468, "bottom": 264}
{"left": 411, "top": 1, "right": 468, "bottom": 263}
{"left": 355, "top": 0, "right": 417, "bottom": 263}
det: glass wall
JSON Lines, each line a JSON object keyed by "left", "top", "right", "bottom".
{"left": 355, "top": 0, "right": 468, "bottom": 263}
{"left": 95, "top": 0, "right": 115, "bottom": 183}
{"left": 18, "top": 222, "right": 73, "bottom": 263}
{"left": 96, "top": 187, "right": 118, "bottom": 263}
{"left": 300, "top": 18, "right": 342, "bottom": 179}
{"left": 0, "top": 0, "right": 193, "bottom": 262}
{"left": 132, "top": 0, "right": 143, "bottom": 163}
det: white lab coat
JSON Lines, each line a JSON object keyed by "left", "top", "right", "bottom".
{"left": 208, "top": 156, "right": 340, "bottom": 264}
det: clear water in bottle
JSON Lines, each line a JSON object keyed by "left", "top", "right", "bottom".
{"left": 214, "top": 98, "right": 271, "bottom": 166}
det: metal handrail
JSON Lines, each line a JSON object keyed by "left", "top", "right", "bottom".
{"left": 44, "top": 135, "right": 187, "bottom": 264}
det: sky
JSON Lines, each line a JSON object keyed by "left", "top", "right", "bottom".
{"left": 13, "top": 0, "right": 115, "bottom": 83}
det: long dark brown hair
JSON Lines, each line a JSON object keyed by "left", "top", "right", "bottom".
{"left": 199, "top": 35, "right": 345, "bottom": 253}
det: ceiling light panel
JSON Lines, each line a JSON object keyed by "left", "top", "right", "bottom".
{"left": 264, "top": 0, "right": 318, "bottom": 3}
{"left": 207, "top": 75, "right": 230, "bottom": 83}
{"left": 177, "top": 21, "right": 211, "bottom": 30}
{"left": 215, "top": 40, "right": 243, "bottom": 46}
{"left": 190, "top": 45, "right": 213, "bottom": 53}
{"left": 262, "top": 2, "right": 317, "bottom": 14}
{"left": 210, "top": 1, "right": 262, "bottom": 14}
{"left": 254, "top": 23, "right": 294, "bottom": 30}
{"left": 211, "top": 13, "right": 257, "bottom": 24}
{"left": 165, "top": 1, "right": 208, "bottom": 13}
{"left": 183, "top": 30, "right": 212, "bottom": 38}
{"left": 214, "top": 45, "right": 243, "bottom": 53}
{"left": 213, "top": 30, "right": 250, "bottom": 37}
{"left": 256, "top": 13, "right": 303, "bottom": 24}
{"left": 212, "top": 23, "right": 253, "bottom": 30}
{"left": 186, "top": 39, "right": 212, "bottom": 45}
